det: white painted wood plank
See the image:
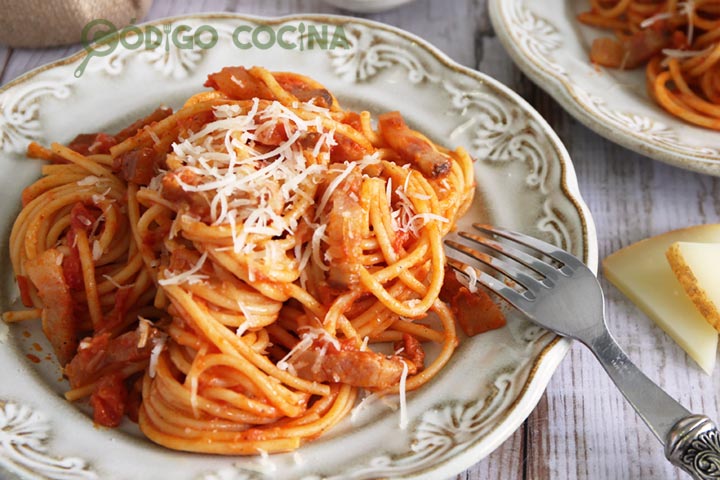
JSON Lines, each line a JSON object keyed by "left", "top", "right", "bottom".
{"left": 0, "top": 46, "right": 10, "bottom": 84}
{"left": 1, "top": 46, "right": 76, "bottom": 86}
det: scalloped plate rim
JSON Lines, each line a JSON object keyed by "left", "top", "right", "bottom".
{"left": 488, "top": 0, "right": 720, "bottom": 176}
{"left": 0, "top": 12, "right": 597, "bottom": 480}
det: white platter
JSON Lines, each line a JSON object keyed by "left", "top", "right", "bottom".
{"left": 0, "top": 13, "right": 596, "bottom": 480}
{"left": 490, "top": 0, "right": 720, "bottom": 176}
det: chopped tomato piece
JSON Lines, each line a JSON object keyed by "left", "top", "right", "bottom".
{"left": 90, "top": 373, "right": 127, "bottom": 427}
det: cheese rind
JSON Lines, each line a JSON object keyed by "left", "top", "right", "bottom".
{"left": 667, "top": 242, "right": 720, "bottom": 333}
{"left": 602, "top": 225, "right": 720, "bottom": 374}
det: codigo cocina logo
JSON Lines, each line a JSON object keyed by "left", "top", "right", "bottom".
{"left": 74, "top": 20, "right": 350, "bottom": 77}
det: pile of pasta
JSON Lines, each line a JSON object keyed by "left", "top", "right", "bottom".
{"left": 579, "top": 0, "right": 720, "bottom": 130}
{"left": 4, "top": 66, "right": 505, "bottom": 454}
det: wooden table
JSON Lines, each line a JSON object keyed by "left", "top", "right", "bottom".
{"left": 2, "top": 1, "right": 718, "bottom": 478}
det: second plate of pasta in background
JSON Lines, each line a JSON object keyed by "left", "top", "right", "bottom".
{"left": 0, "top": 13, "right": 596, "bottom": 480}
{"left": 490, "top": 0, "right": 720, "bottom": 176}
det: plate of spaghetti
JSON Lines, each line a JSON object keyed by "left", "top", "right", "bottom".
{"left": 490, "top": 0, "right": 720, "bottom": 175}
{"left": 0, "top": 14, "right": 595, "bottom": 480}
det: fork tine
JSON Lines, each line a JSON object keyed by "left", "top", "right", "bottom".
{"left": 457, "top": 231, "right": 560, "bottom": 282}
{"left": 445, "top": 239, "right": 546, "bottom": 294}
{"left": 446, "top": 258, "right": 533, "bottom": 313}
{"left": 473, "top": 224, "right": 582, "bottom": 270}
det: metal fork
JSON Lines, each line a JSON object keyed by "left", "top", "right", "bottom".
{"left": 445, "top": 224, "right": 720, "bottom": 480}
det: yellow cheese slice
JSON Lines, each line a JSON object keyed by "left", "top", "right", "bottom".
{"left": 603, "top": 225, "right": 720, "bottom": 374}
{"left": 667, "top": 242, "right": 720, "bottom": 333}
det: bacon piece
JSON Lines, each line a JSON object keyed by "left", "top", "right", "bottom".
{"left": 394, "top": 334, "right": 425, "bottom": 371}
{"left": 440, "top": 267, "right": 506, "bottom": 336}
{"left": 341, "top": 111, "right": 363, "bottom": 131}
{"left": 64, "top": 328, "right": 158, "bottom": 388}
{"left": 114, "top": 106, "right": 173, "bottom": 143}
{"left": 161, "top": 170, "right": 212, "bottom": 221}
{"left": 330, "top": 133, "right": 368, "bottom": 163}
{"left": 590, "top": 28, "right": 671, "bottom": 69}
{"left": 204, "top": 66, "right": 275, "bottom": 100}
{"left": 324, "top": 171, "right": 364, "bottom": 288}
{"left": 70, "top": 202, "right": 101, "bottom": 233}
{"left": 273, "top": 71, "right": 335, "bottom": 108}
{"left": 68, "top": 133, "right": 117, "bottom": 156}
{"left": 90, "top": 372, "right": 128, "bottom": 427}
{"left": 378, "top": 111, "right": 451, "bottom": 178}
{"left": 16, "top": 275, "right": 33, "bottom": 308}
{"left": 112, "top": 147, "right": 159, "bottom": 185}
{"left": 177, "top": 109, "right": 215, "bottom": 140}
{"left": 293, "top": 88, "right": 333, "bottom": 108}
{"left": 24, "top": 249, "right": 77, "bottom": 365}
{"left": 292, "top": 343, "right": 415, "bottom": 389}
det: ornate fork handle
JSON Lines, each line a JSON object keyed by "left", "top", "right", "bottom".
{"left": 588, "top": 329, "right": 720, "bottom": 479}
{"left": 667, "top": 415, "right": 720, "bottom": 480}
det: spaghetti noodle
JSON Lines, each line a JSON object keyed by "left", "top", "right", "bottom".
{"left": 4, "top": 66, "right": 505, "bottom": 454}
{"left": 579, "top": 0, "right": 720, "bottom": 130}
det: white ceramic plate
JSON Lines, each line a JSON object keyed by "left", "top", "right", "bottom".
{"left": 489, "top": 0, "right": 720, "bottom": 176}
{"left": 0, "top": 14, "right": 596, "bottom": 480}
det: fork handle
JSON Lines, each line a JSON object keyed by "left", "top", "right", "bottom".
{"left": 587, "top": 329, "right": 720, "bottom": 479}
{"left": 666, "top": 415, "right": 720, "bottom": 480}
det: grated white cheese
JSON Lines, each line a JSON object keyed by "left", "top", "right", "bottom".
{"left": 77, "top": 175, "right": 101, "bottom": 186}
{"left": 148, "top": 333, "right": 167, "bottom": 378}
{"left": 640, "top": 2, "right": 695, "bottom": 44}
{"left": 315, "top": 161, "right": 357, "bottom": 220}
{"left": 158, "top": 251, "right": 209, "bottom": 286}
{"left": 91, "top": 187, "right": 112, "bottom": 205}
{"left": 235, "top": 300, "right": 255, "bottom": 337}
{"left": 136, "top": 317, "right": 152, "bottom": 348}
{"left": 398, "top": 360, "right": 409, "bottom": 430}
{"left": 463, "top": 265, "right": 479, "bottom": 293}
{"left": 662, "top": 45, "right": 714, "bottom": 60}
{"left": 91, "top": 240, "right": 103, "bottom": 261}
{"left": 102, "top": 274, "right": 133, "bottom": 290}
{"left": 168, "top": 98, "right": 335, "bottom": 256}
{"left": 146, "top": 127, "right": 161, "bottom": 146}
{"left": 276, "top": 326, "right": 340, "bottom": 374}
{"left": 310, "top": 224, "right": 329, "bottom": 271}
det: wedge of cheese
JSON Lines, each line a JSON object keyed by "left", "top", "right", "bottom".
{"left": 667, "top": 242, "right": 720, "bottom": 333}
{"left": 603, "top": 225, "right": 720, "bottom": 374}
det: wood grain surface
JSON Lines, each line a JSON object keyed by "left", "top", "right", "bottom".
{"left": 2, "top": 1, "right": 719, "bottom": 478}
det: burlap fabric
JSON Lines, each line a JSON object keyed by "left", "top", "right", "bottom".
{"left": 0, "top": 0, "right": 153, "bottom": 47}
